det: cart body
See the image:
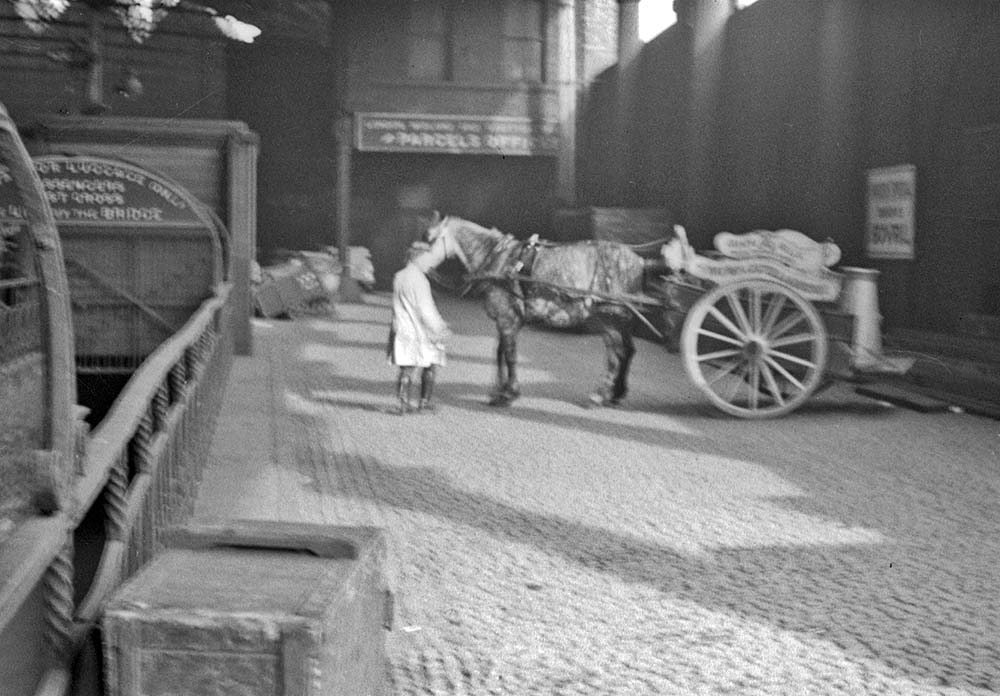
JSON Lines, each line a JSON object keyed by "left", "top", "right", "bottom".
{"left": 660, "top": 228, "right": 902, "bottom": 418}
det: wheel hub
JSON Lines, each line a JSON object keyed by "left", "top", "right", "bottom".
{"left": 743, "top": 339, "right": 765, "bottom": 362}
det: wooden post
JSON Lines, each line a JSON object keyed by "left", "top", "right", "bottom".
{"left": 555, "top": 0, "right": 577, "bottom": 206}
{"left": 226, "top": 129, "right": 259, "bottom": 355}
{"left": 335, "top": 115, "right": 363, "bottom": 303}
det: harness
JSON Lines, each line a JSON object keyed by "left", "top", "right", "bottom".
{"left": 428, "top": 219, "right": 664, "bottom": 339}
{"left": 448, "top": 232, "right": 540, "bottom": 299}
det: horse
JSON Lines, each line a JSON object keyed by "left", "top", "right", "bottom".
{"left": 423, "top": 212, "right": 654, "bottom": 407}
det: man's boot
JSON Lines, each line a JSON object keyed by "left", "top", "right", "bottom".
{"left": 397, "top": 369, "right": 415, "bottom": 414}
{"left": 418, "top": 366, "right": 436, "bottom": 412}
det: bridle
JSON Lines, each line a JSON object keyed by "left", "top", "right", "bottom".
{"left": 425, "top": 215, "right": 519, "bottom": 297}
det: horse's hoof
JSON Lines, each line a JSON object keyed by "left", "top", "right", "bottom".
{"left": 588, "top": 392, "right": 623, "bottom": 407}
{"left": 488, "top": 395, "right": 510, "bottom": 407}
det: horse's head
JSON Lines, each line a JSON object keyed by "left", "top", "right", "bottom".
{"left": 420, "top": 210, "right": 461, "bottom": 270}
{"left": 424, "top": 209, "right": 445, "bottom": 244}
{"left": 421, "top": 211, "right": 503, "bottom": 273}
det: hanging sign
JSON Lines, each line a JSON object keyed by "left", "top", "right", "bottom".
{"left": 356, "top": 113, "right": 560, "bottom": 156}
{"left": 865, "top": 164, "right": 916, "bottom": 260}
{"left": 0, "top": 156, "right": 204, "bottom": 227}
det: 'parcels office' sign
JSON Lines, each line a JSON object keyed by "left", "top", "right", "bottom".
{"left": 356, "top": 113, "right": 559, "bottom": 156}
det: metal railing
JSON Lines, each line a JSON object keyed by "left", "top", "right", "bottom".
{"left": 1, "top": 100, "right": 239, "bottom": 696}
{"left": 30, "top": 282, "right": 235, "bottom": 696}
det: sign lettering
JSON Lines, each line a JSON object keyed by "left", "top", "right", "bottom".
{"left": 866, "top": 164, "right": 916, "bottom": 260}
{"left": 685, "top": 256, "right": 842, "bottom": 302}
{"left": 714, "top": 229, "right": 841, "bottom": 272}
{"left": 0, "top": 156, "right": 201, "bottom": 228}
{"left": 356, "top": 113, "right": 560, "bottom": 156}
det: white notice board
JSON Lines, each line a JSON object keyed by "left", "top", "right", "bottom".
{"left": 865, "top": 164, "right": 916, "bottom": 260}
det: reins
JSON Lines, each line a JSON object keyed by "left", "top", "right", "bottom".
{"left": 429, "top": 218, "right": 667, "bottom": 341}
{"left": 464, "top": 269, "right": 666, "bottom": 341}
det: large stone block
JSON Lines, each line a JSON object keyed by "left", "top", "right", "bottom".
{"left": 102, "top": 519, "right": 390, "bottom": 696}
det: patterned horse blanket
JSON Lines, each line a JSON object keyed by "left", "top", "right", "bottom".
{"left": 480, "top": 237, "right": 645, "bottom": 328}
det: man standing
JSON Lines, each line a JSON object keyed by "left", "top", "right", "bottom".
{"left": 389, "top": 242, "right": 450, "bottom": 413}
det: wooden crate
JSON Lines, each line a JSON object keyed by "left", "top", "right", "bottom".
{"left": 102, "top": 520, "right": 390, "bottom": 696}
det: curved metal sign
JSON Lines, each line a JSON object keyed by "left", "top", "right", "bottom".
{"left": 0, "top": 155, "right": 208, "bottom": 227}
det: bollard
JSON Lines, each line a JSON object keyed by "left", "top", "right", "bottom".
{"left": 838, "top": 267, "right": 883, "bottom": 369}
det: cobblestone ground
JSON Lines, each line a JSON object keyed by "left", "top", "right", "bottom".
{"left": 199, "top": 293, "right": 1000, "bottom": 696}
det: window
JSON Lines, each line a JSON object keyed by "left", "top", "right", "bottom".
{"left": 407, "top": 0, "right": 448, "bottom": 81}
{"left": 405, "top": 0, "right": 545, "bottom": 84}
{"left": 502, "top": 0, "right": 544, "bottom": 83}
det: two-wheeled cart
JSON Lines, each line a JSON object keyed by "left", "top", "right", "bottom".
{"left": 658, "top": 228, "right": 913, "bottom": 418}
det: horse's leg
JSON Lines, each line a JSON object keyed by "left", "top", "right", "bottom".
{"left": 611, "top": 322, "right": 636, "bottom": 403}
{"left": 489, "top": 325, "right": 523, "bottom": 406}
{"left": 491, "top": 331, "right": 508, "bottom": 404}
{"left": 589, "top": 314, "right": 633, "bottom": 406}
{"left": 486, "top": 287, "right": 523, "bottom": 406}
{"left": 589, "top": 318, "right": 618, "bottom": 406}
{"left": 500, "top": 326, "right": 522, "bottom": 402}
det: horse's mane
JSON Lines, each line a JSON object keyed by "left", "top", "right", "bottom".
{"left": 444, "top": 216, "right": 505, "bottom": 270}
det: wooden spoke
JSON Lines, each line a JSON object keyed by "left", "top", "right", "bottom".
{"left": 697, "top": 348, "right": 742, "bottom": 363}
{"left": 725, "top": 289, "right": 753, "bottom": 336}
{"left": 706, "top": 358, "right": 744, "bottom": 386}
{"left": 749, "top": 287, "right": 763, "bottom": 335}
{"left": 681, "top": 280, "right": 827, "bottom": 418}
{"left": 760, "top": 292, "right": 786, "bottom": 336}
{"left": 747, "top": 359, "right": 761, "bottom": 410}
{"left": 722, "top": 366, "right": 747, "bottom": 403}
{"left": 760, "top": 360, "right": 786, "bottom": 405}
{"left": 707, "top": 305, "right": 748, "bottom": 343}
{"left": 770, "top": 332, "right": 816, "bottom": 348}
{"left": 696, "top": 328, "right": 746, "bottom": 348}
{"left": 768, "top": 310, "right": 807, "bottom": 341}
{"left": 764, "top": 355, "right": 807, "bottom": 392}
{"left": 767, "top": 348, "right": 819, "bottom": 370}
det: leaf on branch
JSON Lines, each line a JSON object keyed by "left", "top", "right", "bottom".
{"left": 10, "top": 0, "right": 71, "bottom": 32}
{"left": 8, "top": 1, "right": 262, "bottom": 44}
{"left": 212, "top": 14, "right": 261, "bottom": 43}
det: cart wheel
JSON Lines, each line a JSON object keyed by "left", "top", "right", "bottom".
{"left": 680, "top": 279, "right": 828, "bottom": 418}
